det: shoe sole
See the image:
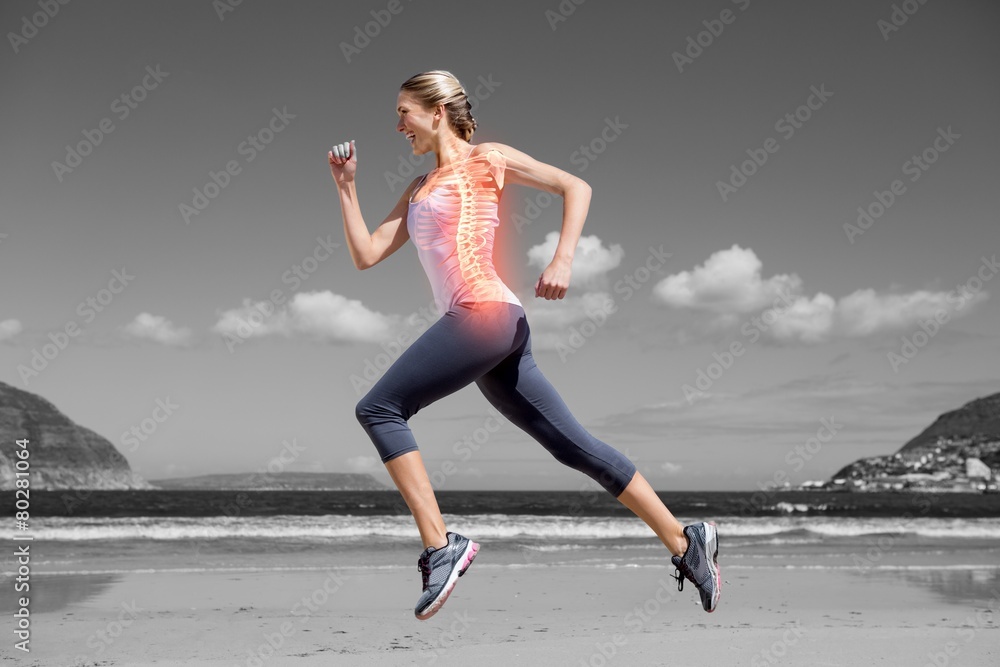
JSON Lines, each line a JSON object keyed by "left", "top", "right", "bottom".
{"left": 415, "top": 540, "right": 479, "bottom": 621}
{"left": 703, "top": 522, "right": 721, "bottom": 613}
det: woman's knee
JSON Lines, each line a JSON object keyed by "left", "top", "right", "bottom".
{"left": 355, "top": 393, "right": 390, "bottom": 426}
{"left": 546, "top": 440, "right": 635, "bottom": 495}
{"left": 354, "top": 398, "right": 368, "bottom": 425}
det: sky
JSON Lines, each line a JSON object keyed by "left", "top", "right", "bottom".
{"left": 1, "top": 0, "right": 998, "bottom": 492}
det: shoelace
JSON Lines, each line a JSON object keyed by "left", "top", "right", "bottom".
{"left": 671, "top": 531, "right": 696, "bottom": 591}
{"left": 670, "top": 564, "right": 688, "bottom": 592}
{"left": 417, "top": 555, "right": 431, "bottom": 591}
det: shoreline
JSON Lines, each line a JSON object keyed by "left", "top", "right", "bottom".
{"left": 6, "top": 513, "right": 999, "bottom": 665}
{"left": 12, "top": 561, "right": 1000, "bottom": 667}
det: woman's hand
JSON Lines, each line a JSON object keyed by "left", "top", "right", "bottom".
{"left": 535, "top": 257, "right": 572, "bottom": 300}
{"left": 328, "top": 139, "right": 357, "bottom": 186}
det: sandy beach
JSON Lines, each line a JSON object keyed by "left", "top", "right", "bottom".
{"left": 13, "top": 542, "right": 1000, "bottom": 667}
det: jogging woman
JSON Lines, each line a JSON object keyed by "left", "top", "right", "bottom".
{"left": 328, "top": 70, "right": 720, "bottom": 620}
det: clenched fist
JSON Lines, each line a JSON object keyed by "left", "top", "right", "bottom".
{"left": 329, "top": 139, "right": 357, "bottom": 185}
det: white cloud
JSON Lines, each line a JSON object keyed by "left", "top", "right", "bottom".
{"left": 0, "top": 319, "right": 22, "bottom": 342}
{"left": 521, "top": 292, "right": 619, "bottom": 351}
{"left": 522, "top": 291, "right": 617, "bottom": 330}
{"left": 766, "top": 288, "right": 989, "bottom": 343}
{"left": 767, "top": 293, "right": 837, "bottom": 343}
{"left": 653, "top": 244, "right": 801, "bottom": 313}
{"left": 212, "top": 291, "right": 398, "bottom": 343}
{"left": 527, "top": 231, "right": 625, "bottom": 290}
{"left": 661, "top": 461, "right": 683, "bottom": 475}
{"left": 833, "top": 289, "right": 987, "bottom": 337}
{"left": 654, "top": 245, "right": 990, "bottom": 343}
{"left": 345, "top": 456, "right": 378, "bottom": 473}
{"left": 522, "top": 233, "right": 629, "bottom": 349}
{"left": 123, "top": 313, "right": 193, "bottom": 346}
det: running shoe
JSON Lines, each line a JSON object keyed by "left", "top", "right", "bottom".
{"left": 414, "top": 531, "right": 479, "bottom": 620}
{"left": 670, "top": 521, "right": 721, "bottom": 612}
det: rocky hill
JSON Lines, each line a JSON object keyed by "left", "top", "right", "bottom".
{"left": 899, "top": 392, "right": 1000, "bottom": 453}
{"left": 0, "top": 381, "right": 151, "bottom": 490}
{"left": 819, "top": 391, "right": 1000, "bottom": 492}
{"left": 149, "top": 472, "right": 387, "bottom": 491}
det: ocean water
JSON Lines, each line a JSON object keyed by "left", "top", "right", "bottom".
{"left": 19, "top": 489, "right": 1000, "bottom": 519}
{"left": 3, "top": 490, "right": 998, "bottom": 579}
{"left": 2, "top": 491, "right": 998, "bottom": 616}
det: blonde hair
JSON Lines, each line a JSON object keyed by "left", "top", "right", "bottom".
{"left": 400, "top": 70, "right": 477, "bottom": 141}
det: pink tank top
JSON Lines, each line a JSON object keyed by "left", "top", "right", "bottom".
{"left": 407, "top": 146, "right": 522, "bottom": 312}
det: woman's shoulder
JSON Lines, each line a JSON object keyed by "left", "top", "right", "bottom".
{"left": 470, "top": 142, "right": 509, "bottom": 160}
{"left": 467, "top": 143, "right": 510, "bottom": 190}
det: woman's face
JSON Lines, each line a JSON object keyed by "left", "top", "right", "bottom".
{"left": 396, "top": 91, "right": 437, "bottom": 155}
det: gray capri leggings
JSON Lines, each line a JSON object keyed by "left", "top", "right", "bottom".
{"left": 355, "top": 300, "right": 637, "bottom": 497}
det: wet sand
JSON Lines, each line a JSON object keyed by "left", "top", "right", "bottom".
{"left": 14, "top": 547, "right": 1000, "bottom": 666}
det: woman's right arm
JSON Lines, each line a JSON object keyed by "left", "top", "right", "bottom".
{"left": 329, "top": 140, "right": 415, "bottom": 270}
{"left": 337, "top": 179, "right": 414, "bottom": 270}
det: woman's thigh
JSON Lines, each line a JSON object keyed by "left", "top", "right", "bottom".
{"left": 363, "top": 301, "right": 527, "bottom": 419}
{"left": 474, "top": 318, "right": 636, "bottom": 494}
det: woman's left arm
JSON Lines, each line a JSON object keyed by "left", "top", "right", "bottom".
{"left": 486, "top": 142, "right": 592, "bottom": 300}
